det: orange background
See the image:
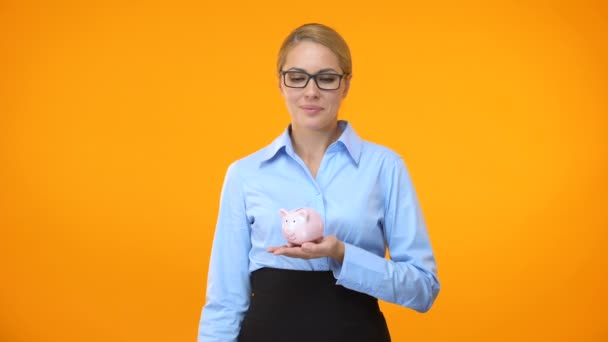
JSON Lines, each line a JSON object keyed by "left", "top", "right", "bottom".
{"left": 1, "top": 1, "right": 607, "bottom": 341}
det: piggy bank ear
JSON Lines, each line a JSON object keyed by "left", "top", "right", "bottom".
{"left": 279, "top": 209, "right": 288, "bottom": 217}
{"left": 297, "top": 210, "right": 309, "bottom": 221}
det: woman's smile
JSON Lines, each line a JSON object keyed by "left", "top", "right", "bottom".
{"left": 299, "top": 104, "right": 324, "bottom": 115}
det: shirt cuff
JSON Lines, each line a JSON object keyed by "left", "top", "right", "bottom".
{"left": 329, "top": 243, "right": 384, "bottom": 293}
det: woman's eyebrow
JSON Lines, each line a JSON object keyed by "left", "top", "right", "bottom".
{"left": 286, "top": 67, "right": 340, "bottom": 73}
{"left": 317, "top": 68, "right": 339, "bottom": 73}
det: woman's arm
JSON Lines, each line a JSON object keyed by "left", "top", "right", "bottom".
{"left": 198, "top": 163, "right": 252, "bottom": 342}
{"left": 330, "top": 157, "right": 440, "bottom": 312}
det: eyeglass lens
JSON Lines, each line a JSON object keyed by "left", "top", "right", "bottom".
{"left": 284, "top": 72, "right": 341, "bottom": 90}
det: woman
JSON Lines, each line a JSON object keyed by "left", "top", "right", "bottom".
{"left": 198, "top": 23, "right": 440, "bottom": 342}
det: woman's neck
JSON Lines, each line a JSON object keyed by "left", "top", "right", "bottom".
{"left": 290, "top": 123, "right": 342, "bottom": 176}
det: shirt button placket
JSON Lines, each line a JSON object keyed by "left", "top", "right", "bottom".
{"left": 314, "top": 189, "right": 329, "bottom": 270}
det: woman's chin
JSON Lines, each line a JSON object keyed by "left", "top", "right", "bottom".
{"left": 293, "top": 115, "right": 336, "bottom": 132}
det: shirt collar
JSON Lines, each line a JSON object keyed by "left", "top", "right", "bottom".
{"left": 260, "top": 120, "right": 363, "bottom": 165}
{"left": 335, "top": 120, "right": 362, "bottom": 165}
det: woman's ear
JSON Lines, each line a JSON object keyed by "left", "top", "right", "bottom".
{"left": 278, "top": 76, "right": 286, "bottom": 96}
{"left": 342, "top": 74, "right": 352, "bottom": 99}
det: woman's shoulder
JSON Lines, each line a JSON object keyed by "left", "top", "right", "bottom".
{"left": 359, "top": 139, "right": 405, "bottom": 166}
{"left": 223, "top": 142, "right": 279, "bottom": 176}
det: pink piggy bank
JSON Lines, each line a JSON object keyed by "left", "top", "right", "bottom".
{"left": 279, "top": 207, "right": 324, "bottom": 247}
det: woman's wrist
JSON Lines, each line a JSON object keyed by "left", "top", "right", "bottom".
{"left": 332, "top": 239, "right": 345, "bottom": 263}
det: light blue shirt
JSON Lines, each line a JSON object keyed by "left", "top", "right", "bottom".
{"left": 198, "top": 121, "right": 440, "bottom": 342}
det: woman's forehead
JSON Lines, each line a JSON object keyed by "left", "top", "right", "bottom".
{"left": 283, "top": 41, "right": 341, "bottom": 72}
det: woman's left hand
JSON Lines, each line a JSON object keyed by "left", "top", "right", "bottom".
{"left": 267, "top": 235, "right": 345, "bottom": 263}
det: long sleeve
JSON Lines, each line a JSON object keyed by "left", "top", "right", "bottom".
{"left": 330, "top": 158, "right": 440, "bottom": 312}
{"left": 198, "top": 163, "right": 252, "bottom": 342}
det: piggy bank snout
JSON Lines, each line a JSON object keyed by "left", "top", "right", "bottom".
{"left": 279, "top": 208, "right": 324, "bottom": 245}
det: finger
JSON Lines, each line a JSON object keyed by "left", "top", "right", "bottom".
{"left": 266, "top": 245, "right": 285, "bottom": 253}
{"left": 271, "top": 246, "right": 296, "bottom": 255}
{"left": 273, "top": 247, "right": 308, "bottom": 258}
{"left": 271, "top": 247, "right": 287, "bottom": 255}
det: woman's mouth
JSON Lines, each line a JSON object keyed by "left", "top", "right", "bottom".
{"left": 300, "top": 105, "right": 323, "bottom": 114}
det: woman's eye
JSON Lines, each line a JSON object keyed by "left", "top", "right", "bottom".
{"left": 319, "top": 75, "right": 338, "bottom": 83}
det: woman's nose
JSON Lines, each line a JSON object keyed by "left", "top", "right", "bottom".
{"left": 304, "top": 78, "right": 321, "bottom": 97}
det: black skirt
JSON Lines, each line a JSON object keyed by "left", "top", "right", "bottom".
{"left": 238, "top": 267, "right": 391, "bottom": 342}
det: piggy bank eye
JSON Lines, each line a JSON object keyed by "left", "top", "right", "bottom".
{"left": 292, "top": 220, "right": 296, "bottom": 223}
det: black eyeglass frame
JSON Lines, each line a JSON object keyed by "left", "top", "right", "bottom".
{"left": 280, "top": 70, "right": 348, "bottom": 90}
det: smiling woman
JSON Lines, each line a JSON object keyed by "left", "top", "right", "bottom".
{"left": 197, "top": 23, "right": 440, "bottom": 342}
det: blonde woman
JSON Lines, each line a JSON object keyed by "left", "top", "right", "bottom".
{"left": 198, "top": 23, "right": 440, "bottom": 342}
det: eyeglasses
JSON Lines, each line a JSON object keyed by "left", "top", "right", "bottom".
{"left": 281, "top": 70, "right": 347, "bottom": 90}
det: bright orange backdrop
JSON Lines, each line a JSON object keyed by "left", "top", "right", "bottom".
{"left": 1, "top": 1, "right": 607, "bottom": 341}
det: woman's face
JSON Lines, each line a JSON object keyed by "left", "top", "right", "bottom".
{"left": 279, "top": 41, "right": 350, "bottom": 133}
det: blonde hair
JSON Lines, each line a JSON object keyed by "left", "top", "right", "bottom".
{"left": 277, "top": 23, "right": 352, "bottom": 76}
